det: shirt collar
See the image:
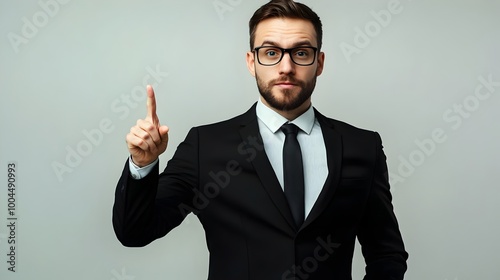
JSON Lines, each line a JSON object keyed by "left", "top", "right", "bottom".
{"left": 256, "top": 98, "right": 315, "bottom": 135}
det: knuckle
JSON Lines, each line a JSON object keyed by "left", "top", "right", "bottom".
{"left": 136, "top": 139, "right": 145, "bottom": 147}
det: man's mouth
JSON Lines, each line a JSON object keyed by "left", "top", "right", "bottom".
{"left": 274, "top": 81, "right": 297, "bottom": 89}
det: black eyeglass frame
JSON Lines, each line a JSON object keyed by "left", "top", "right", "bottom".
{"left": 253, "top": 46, "right": 319, "bottom": 66}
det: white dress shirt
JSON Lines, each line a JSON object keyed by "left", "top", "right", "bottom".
{"left": 256, "top": 99, "right": 328, "bottom": 218}
{"left": 129, "top": 99, "right": 329, "bottom": 218}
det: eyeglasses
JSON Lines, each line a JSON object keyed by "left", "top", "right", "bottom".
{"left": 253, "top": 46, "right": 318, "bottom": 66}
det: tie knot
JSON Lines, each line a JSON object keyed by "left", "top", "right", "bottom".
{"left": 281, "top": 123, "right": 299, "bottom": 136}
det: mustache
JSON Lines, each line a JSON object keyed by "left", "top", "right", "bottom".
{"left": 271, "top": 76, "right": 302, "bottom": 85}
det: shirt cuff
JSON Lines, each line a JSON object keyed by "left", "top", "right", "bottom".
{"left": 128, "top": 157, "right": 158, "bottom": 180}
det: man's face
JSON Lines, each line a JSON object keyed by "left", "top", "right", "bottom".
{"left": 246, "top": 18, "right": 325, "bottom": 115}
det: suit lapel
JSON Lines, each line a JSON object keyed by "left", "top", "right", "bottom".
{"left": 238, "top": 104, "right": 297, "bottom": 231}
{"left": 302, "top": 110, "right": 343, "bottom": 229}
{"left": 236, "top": 105, "right": 343, "bottom": 231}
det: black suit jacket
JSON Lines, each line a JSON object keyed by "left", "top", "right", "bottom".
{"left": 113, "top": 104, "right": 408, "bottom": 280}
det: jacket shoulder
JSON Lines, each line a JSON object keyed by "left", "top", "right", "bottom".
{"left": 194, "top": 103, "right": 257, "bottom": 131}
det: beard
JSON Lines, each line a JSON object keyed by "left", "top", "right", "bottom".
{"left": 256, "top": 73, "right": 317, "bottom": 112}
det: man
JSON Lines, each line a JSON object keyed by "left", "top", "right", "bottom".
{"left": 113, "top": 0, "right": 408, "bottom": 279}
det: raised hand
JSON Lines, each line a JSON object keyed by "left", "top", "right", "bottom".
{"left": 126, "top": 85, "right": 169, "bottom": 167}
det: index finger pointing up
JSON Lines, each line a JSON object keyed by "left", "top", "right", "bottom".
{"left": 146, "top": 85, "right": 157, "bottom": 123}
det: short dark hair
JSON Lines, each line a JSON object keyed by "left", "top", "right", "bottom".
{"left": 249, "top": 0, "right": 323, "bottom": 51}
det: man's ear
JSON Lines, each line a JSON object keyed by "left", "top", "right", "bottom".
{"left": 246, "top": 51, "right": 256, "bottom": 77}
{"left": 316, "top": 51, "right": 325, "bottom": 76}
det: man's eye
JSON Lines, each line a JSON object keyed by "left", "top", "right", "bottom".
{"left": 295, "top": 50, "right": 309, "bottom": 57}
{"left": 266, "top": 50, "right": 279, "bottom": 57}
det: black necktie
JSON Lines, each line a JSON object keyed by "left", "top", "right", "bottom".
{"left": 281, "top": 123, "right": 305, "bottom": 228}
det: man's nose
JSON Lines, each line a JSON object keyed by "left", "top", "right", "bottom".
{"left": 278, "top": 52, "right": 295, "bottom": 75}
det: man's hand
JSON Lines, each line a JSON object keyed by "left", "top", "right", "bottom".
{"left": 126, "top": 85, "right": 169, "bottom": 167}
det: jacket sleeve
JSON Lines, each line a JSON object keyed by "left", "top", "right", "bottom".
{"left": 112, "top": 128, "right": 199, "bottom": 247}
{"left": 358, "top": 132, "right": 409, "bottom": 280}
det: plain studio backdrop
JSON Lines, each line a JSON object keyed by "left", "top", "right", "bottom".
{"left": 0, "top": 0, "right": 499, "bottom": 279}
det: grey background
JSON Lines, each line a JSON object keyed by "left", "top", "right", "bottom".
{"left": 0, "top": 0, "right": 499, "bottom": 279}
